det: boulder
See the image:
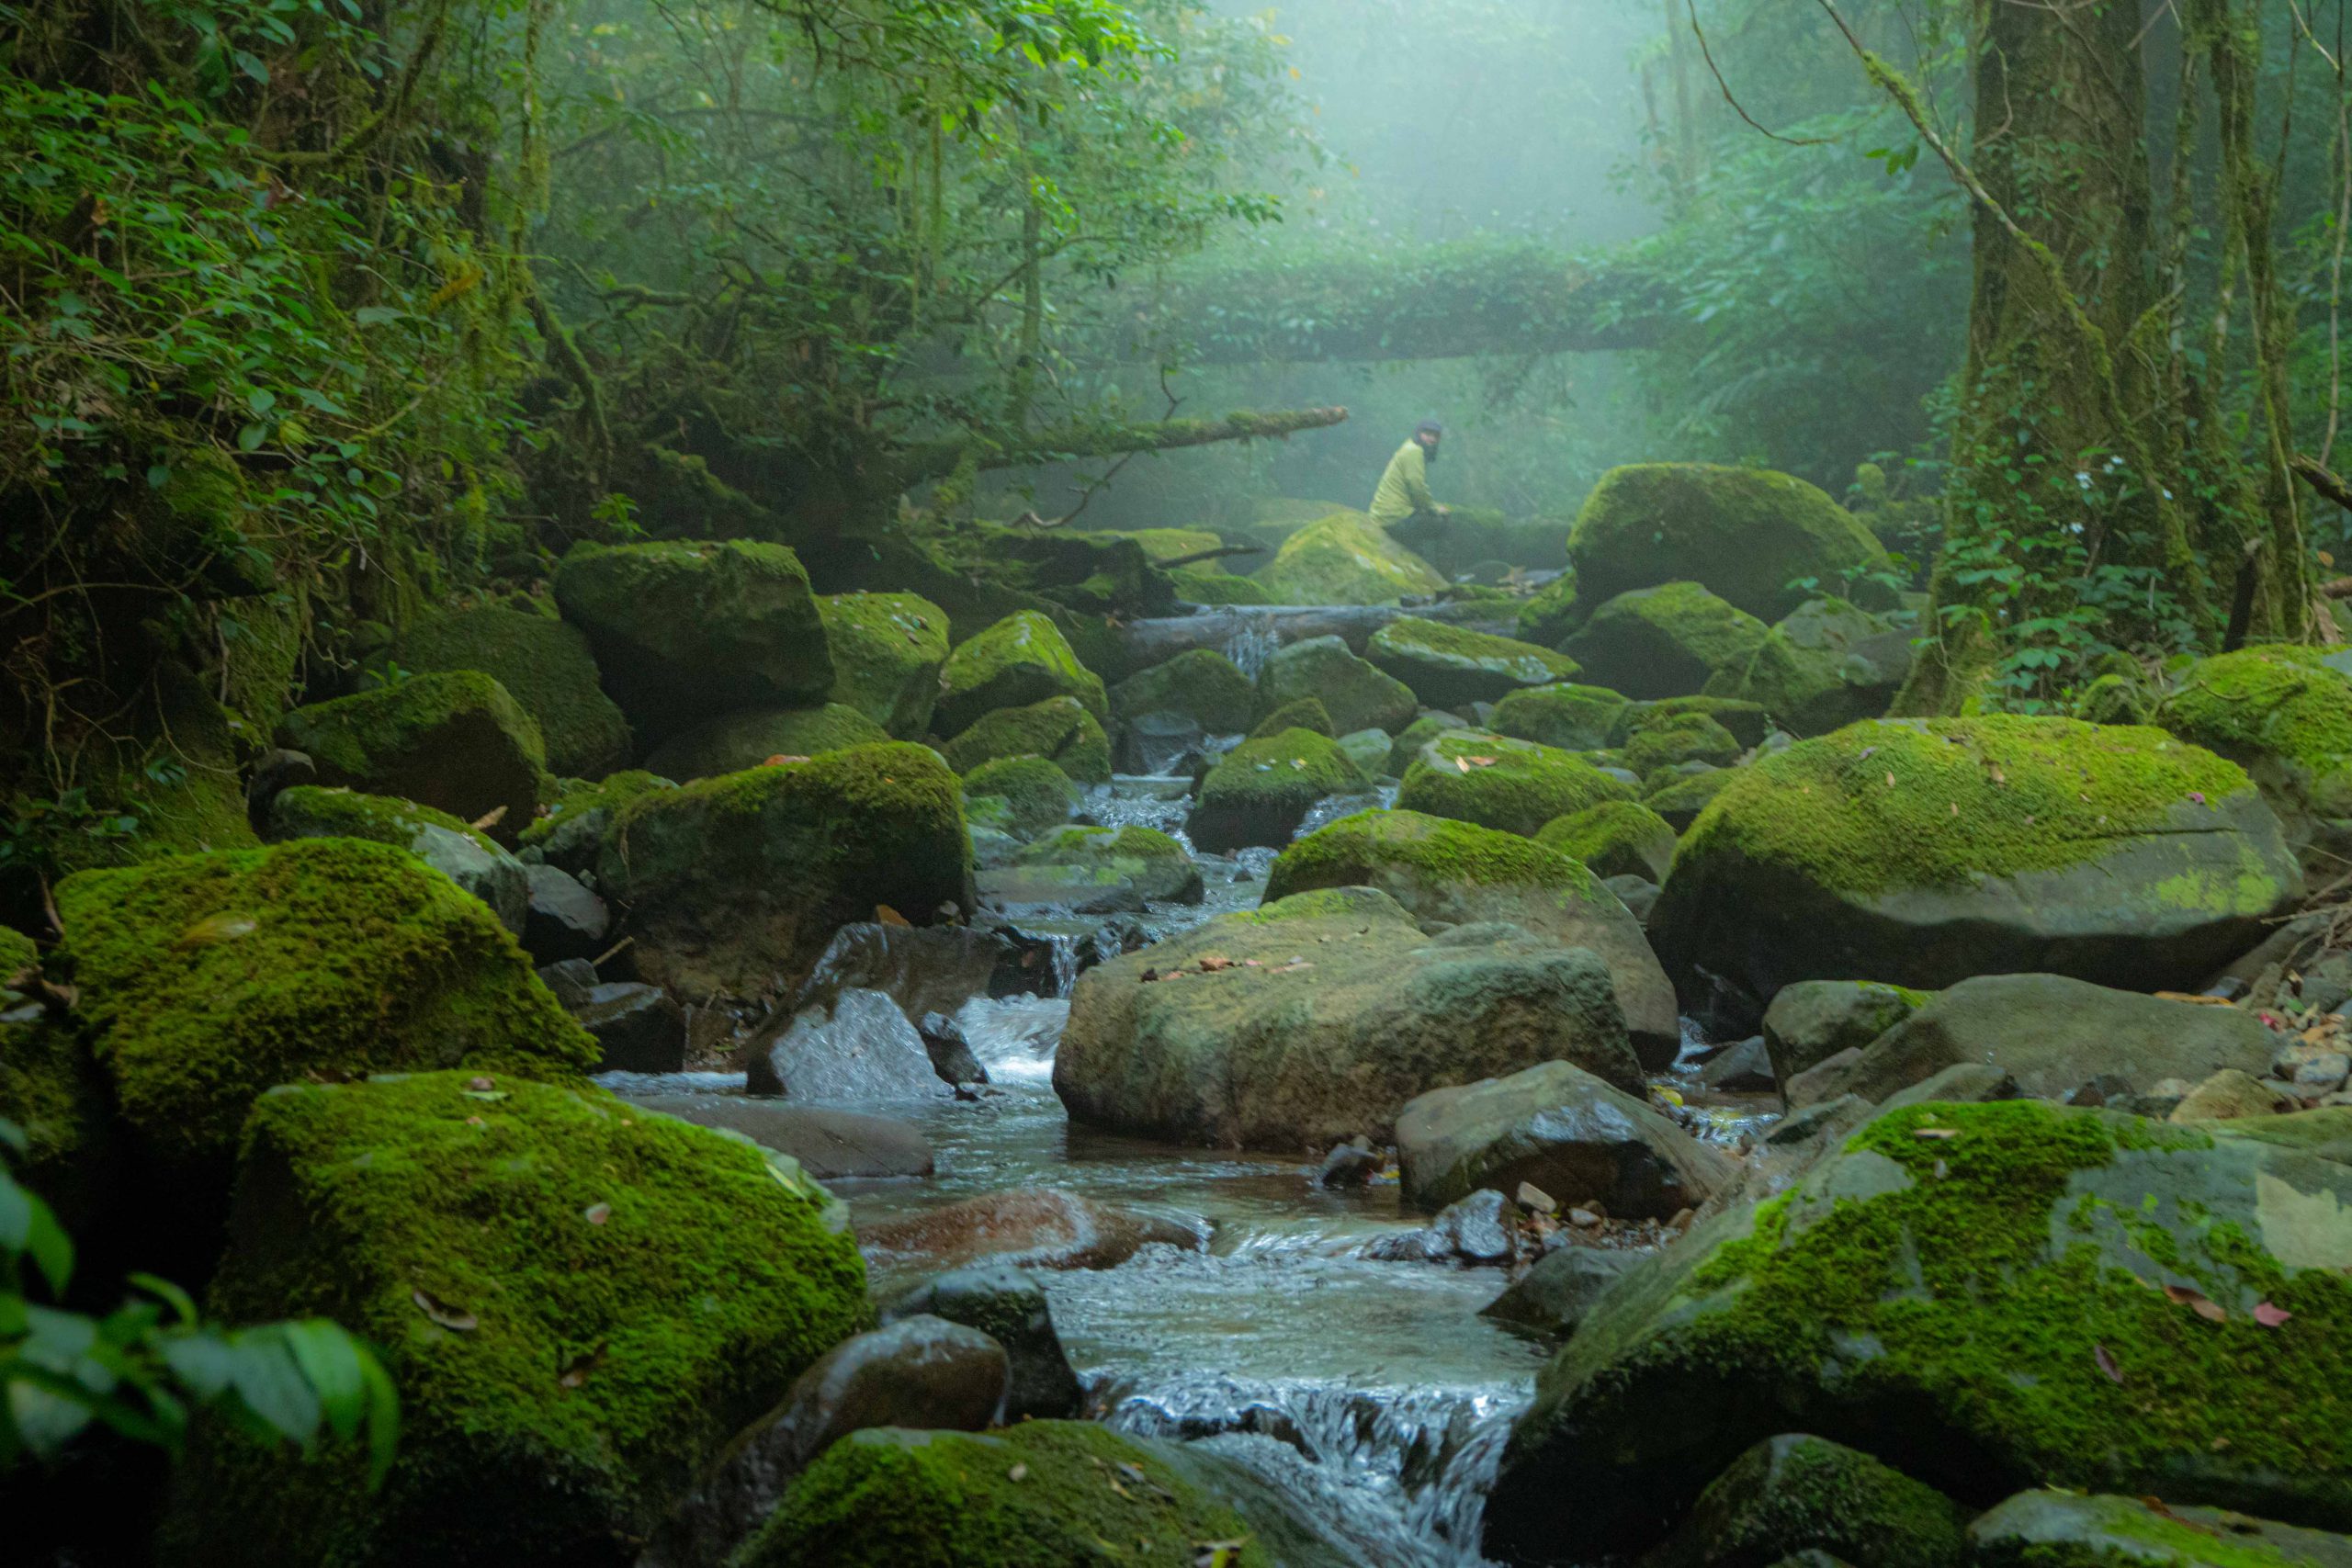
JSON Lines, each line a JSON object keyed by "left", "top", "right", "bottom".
{"left": 793, "top": 921, "right": 1036, "bottom": 1022}
{"left": 1535, "top": 800, "right": 1678, "bottom": 882}
{"left": 1396, "top": 729, "right": 1636, "bottom": 839}
{"left": 1395, "top": 1060, "right": 1737, "bottom": 1214}
{"left": 1110, "top": 648, "right": 1256, "bottom": 730}
{"left": 936, "top": 694, "right": 1112, "bottom": 784}
{"left": 1366, "top": 616, "right": 1583, "bottom": 709}
{"left": 1480, "top": 1245, "right": 1643, "bottom": 1336}
{"left": 517, "top": 769, "right": 673, "bottom": 875}
{"left": 1623, "top": 711, "right": 1745, "bottom": 775}
{"left": 628, "top": 1094, "right": 935, "bottom": 1179}
{"left": 643, "top": 704, "right": 889, "bottom": 781}
{"left": 1336, "top": 725, "right": 1395, "bottom": 778}
{"left": 986, "top": 826, "right": 1204, "bottom": 911}
{"left": 1620, "top": 695, "right": 1773, "bottom": 750}
{"left": 1654, "top": 1434, "right": 1971, "bottom": 1568}
{"left": 596, "top": 744, "right": 973, "bottom": 997}
{"left": 960, "top": 756, "right": 1079, "bottom": 841}
{"left": 1490, "top": 682, "right": 1633, "bottom": 752}
{"left": 2154, "top": 648, "right": 2352, "bottom": 870}
{"left": 1484, "top": 1100, "right": 2352, "bottom": 1563}
{"left": 817, "top": 591, "right": 949, "bottom": 739}
{"left": 1652, "top": 717, "right": 2301, "bottom": 1006}
{"left": 932, "top": 611, "right": 1107, "bottom": 739}
{"left": 1368, "top": 1187, "right": 1521, "bottom": 1266}
{"left": 1056, "top": 886, "right": 1644, "bottom": 1148}
{"left": 880, "top": 1264, "right": 1083, "bottom": 1422}
{"left": 390, "top": 603, "right": 633, "bottom": 778}
{"left": 265, "top": 784, "right": 526, "bottom": 934}
{"left": 575, "top": 981, "right": 686, "bottom": 1075}
{"left": 1387, "top": 710, "right": 1473, "bottom": 774}
{"left": 2172, "top": 1068, "right": 2296, "bottom": 1122}
{"left": 857, "top": 1188, "right": 1201, "bottom": 1272}
{"left": 1567, "top": 463, "right": 1892, "bottom": 622}
{"left": 1266, "top": 808, "right": 1679, "bottom": 1067}
{"left": 1253, "top": 512, "right": 1448, "bottom": 605}
{"left": 552, "top": 538, "right": 833, "bottom": 741}
{"left": 1255, "top": 635, "right": 1418, "bottom": 735}
{"left": 1761, "top": 980, "right": 1928, "bottom": 1090}
{"left": 1607, "top": 874, "right": 1661, "bottom": 926}
{"left": 732, "top": 1421, "right": 1352, "bottom": 1568}
{"left": 1186, "top": 728, "right": 1368, "bottom": 852}
{"left": 1250, "top": 695, "right": 1337, "bottom": 739}
{"left": 1700, "top": 1034, "right": 1778, "bottom": 1091}
{"left": 1646, "top": 766, "right": 1738, "bottom": 832}
{"left": 1711, "top": 598, "right": 1912, "bottom": 738}
{"left": 1970, "top": 1490, "right": 2352, "bottom": 1568}
{"left": 275, "top": 671, "right": 546, "bottom": 837}
{"left": 1564, "top": 582, "right": 1773, "bottom": 701}
{"left": 164, "top": 1072, "right": 869, "bottom": 1567}
{"left": 748, "top": 988, "right": 944, "bottom": 1102}
{"left": 521, "top": 863, "right": 609, "bottom": 964}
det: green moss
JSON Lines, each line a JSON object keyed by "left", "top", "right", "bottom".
{"left": 2075, "top": 671, "right": 2154, "bottom": 727}
{"left": 1170, "top": 566, "right": 1275, "bottom": 604}
{"left": 1366, "top": 616, "right": 1582, "bottom": 708}
{"left": 53, "top": 839, "right": 593, "bottom": 1188}
{"left": 516, "top": 769, "right": 672, "bottom": 874}
{"left": 1675, "top": 716, "right": 2259, "bottom": 896}
{"left": 1395, "top": 729, "right": 1636, "bottom": 838}
{"left": 1490, "top": 682, "right": 1631, "bottom": 752}
{"left": 391, "top": 603, "right": 633, "bottom": 779}
{"left": 219, "top": 593, "right": 304, "bottom": 744}
{"left": 1110, "top": 649, "right": 1257, "bottom": 728}
{"left": 1256, "top": 636, "right": 1419, "bottom": 735}
{"left": 1517, "top": 570, "right": 1582, "bottom": 648}
{"left": 936, "top": 695, "right": 1112, "bottom": 784}
{"left": 1387, "top": 711, "right": 1471, "bottom": 775}
{"left": 642, "top": 704, "right": 888, "bottom": 782}
{"left": 1644, "top": 766, "right": 1737, "bottom": 829}
{"left": 961, "top": 756, "right": 1079, "bottom": 840}
{"left": 1535, "top": 800, "right": 1678, "bottom": 880}
{"left": 170, "top": 1072, "right": 869, "bottom": 1566}
{"left": 816, "top": 591, "right": 950, "bottom": 739}
{"left": 1670, "top": 1434, "right": 1971, "bottom": 1568}
{"left": 1251, "top": 696, "right": 1337, "bottom": 739}
{"left": 1568, "top": 463, "right": 1891, "bottom": 621}
{"left": 933, "top": 611, "right": 1108, "bottom": 739}
{"left": 276, "top": 671, "right": 548, "bottom": 832}
{"left": 266, "top": 784, "right": 502, "bottom": 859}
{"left": 1270, "top": 807, "right": 1611, "bottom": 908}
{"left": 1014, "top": 824, "right": 1189, "bottom": 865}
{"left": 0, "top": 930, "right": 110, "bottom": 1227}
{"left": 1253, "top": 513, "right": 1448, "bottom": 605}
{"left": 1623, "top": 712, "right": 1744, "bottom": 774}
{"left": 1973, "top": 1490, "right": 2348, "bottom": 1568}
{"left": 1624, "top": 694, "right": 1773, "bottom": 750}
{"left": 1564, "top": 581, "right": 1774, "bottom": 700}
{"left": 2154, "top": 649, "right": 2352, "bottom": 821}
{"left": 1189, "top": 729, "right": 1370, "bottom": 852}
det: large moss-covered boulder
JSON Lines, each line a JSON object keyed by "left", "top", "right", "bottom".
{"left": 642, "top": 704, "right": 888, "bottom": 782}
{"left": 1396, "top": 729, "right": 1636, "bottom": 838}
{"left": 1186, "top": 728, "right": 1368, "bottom": 852}
{"left": 1109, "top": 648, "right": 1256, "bottom": 729}
{"left": 1518, "top": 570, "right": 1582, "bottom": 648}
{"left": 2154, "top": 649, "right": 2352, "bottom": 869}
{"left": 1491, "top": 682, "right": 1631, "bottom": 752}
{"left": 1485, "top": 1100, "right": 2352, "bottom": 1562}
{"left": 1970, "top": 1490, "right": 2352, "bottom": 1568}
{"left": 1250, "top": 696, "right": 1337, "bottom": 739}
{"left": 1536, "top": 799, "right": 1678, "bottom": 882}
{"left": 597, "top": 744, "right": 973, "bottom": 997}
{"left": 164, "top": 1072, "right": 869, "bottom": 1568}
{"left": 1267, "top": 808, "right": 1678, "bottom": 1066}
{"left": 1056, "top": 886, "right": 1642, "bottom": 1148}
{"left": 1710, "top": 597, "right": 1913, "bottom": 738}
{"left": 1656, "top": 1434, "right": 1973, "bottom": 1568}
{"left": 265, "top": 785, "right": 527, "bottom": 934}
{"left": 52, "top": 840, "right": 593, "bottom": 1201}
{"left": 1623, "top": 710, "right": 1744, "bottom": 774}
{"left": 1386, "top": 711, "right": 1470, "bottom": 775}
{"left": 276, "top": 671, "right": 547, "bottom": 836}
{"left": 959, "top": 756, "right": 1078, "bottom": 842}
{"left": 390, "top": 603, "right": 633, "bottom": 779}
{"left": 551, "top": 539, "right": 832, "bottom": 741}
{"left": 1253, "top": 512, "right": 1448, "bottom": 604}
{"left": 516, "top": 770, "right": 673, "bottom": 876}
{"left": 1564, "top": 582, "right": 1772, "bottom": 701}
{"left": 1255, "top": 634, "right": 1419, "bottom": 735}
{"left": 934, "top": 695, "right": 1111, "bottom": 784}
{"left": 1652, "top": 717, "right": 2301, "bottom": 1004}
{"left": 1366, "top": 616, "right": 1583, "bottom": 709}
{"left": 817, "top": 591, "right": 949, "bottom": 739}
{"left": 1567, "top": 464, "right": 1892, "bottom": 622}
{"left": 1615, "top": 694, "right": 1773, "bottom": 750}
{"left": 734, "top": 1421, "right": 1351, "bottom": 1568}
{"left": 984, "top": 825, "right": 1204, "bottom": 908}
{"left": 932, "top": 612, "right": 1107, "bottom": 739}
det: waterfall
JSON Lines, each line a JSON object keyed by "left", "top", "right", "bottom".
{"left": 1221, "top": 611, "right": 1283, "bottom": 679}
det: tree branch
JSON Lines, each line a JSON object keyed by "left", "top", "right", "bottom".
{"left": 894, "top": 406, "right": 1350, "bottom": 489}
{"left": 2293, "top": 452, "right": 2352, "bottom": 513}
{"left": 1150, "top": 544, "right": 1265, "bottom": 570}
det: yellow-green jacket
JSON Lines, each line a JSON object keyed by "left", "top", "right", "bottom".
{"left": 1369, "top": 438, "right": 1437, "bottom": 525}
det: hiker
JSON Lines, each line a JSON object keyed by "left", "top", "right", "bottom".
{"left": 1369, "top": 419, "right": 1449, "bottom": 529}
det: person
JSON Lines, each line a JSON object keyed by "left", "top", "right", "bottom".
{"left": 1369, "top": 419, "right": 1449, "bottom": 529}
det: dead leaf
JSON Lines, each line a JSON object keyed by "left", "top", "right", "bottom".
{"left": 1949, "top": 802, "right": 1959, "bottom": 817}
{"left": 1885, "top": 772, "right": 1896, "bottom": 788}
{"left": 176, "top": 912, "right": 258, "bottom": 948}
{"left": 1197, "top": 955, "right": 1234, "bottom": 972}
{"left": 1454, "top": 755, "right": 1471, "bottom": 773}
{"left": 2255, "top": 1301, "right": 2293, "bottom": 1327}
{"left": 2094, "top": 1342, "right": 2124, "bottom": 1383}
{"left": 1913, "top": 1127, "right": 1961, "bottom": 1140}
{"left": 2154, "top": 991, "right": 2236, "bottom": 1007}
{"left": 413, "top": 1289, "right": 478, "bottom": 1332}
{"left": 1990, "top": 764, "right": 2007, "bottom": 784}
{"left": 1464, "top": 756, "right": 1498, "bottom": 767}
{"left": 1009, "top": 1462, "right": 1030, "bottom": 1483}
{"left": 875, "top": 904, "right": 910, "bottom": 928}
{"left": 470, "top": 805, "right": 509, "bottom": 830}
{"left": 559, "top": 1343, "right": 605, "bottom": 1388}
{"left": 2165, "top": 1284, "right": 2229, "bottom": 1323}
{"left": 583, "top": 1202, "right": 611, "bottom": 1225}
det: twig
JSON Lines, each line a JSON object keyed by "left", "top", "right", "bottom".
{"left": 1685, "top": 0, "right": 1832, "bottom": 146}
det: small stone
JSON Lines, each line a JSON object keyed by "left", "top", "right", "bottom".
{"left": 1568, "top": 1207, "right": 1602, "bottom": 1228}
{"left": 1317, "top": 1140, "right": 1381, "bottom": 1190}
{"left": 1515, "top": 1180, "right": 1558, "bottom": 1214}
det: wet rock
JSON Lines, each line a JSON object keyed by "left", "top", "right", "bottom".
{"left": 1396, "top": 1060, "right": 1737, "bottom": 1217}
{"left": 274, "top": 671, "right": 547, "bottom": 840}
{"left": 1606, "top": 874, "right": 1662, "bottom": 926}
{"left": 1186, "top": 728, "right": 1368, "bottom": 852}
{"left": 1396, "top": 728, "right": 1636, "bottom": 838}
{"left": 522, "top": 863, "right": 608, "bottom": 964}
{"left": 881, "top": 1264, "right": 1082, "bottom": 1422}
{"left": 1762, "top": 979, "right": 1928, "bottom": 1091}
{"left": 1564, "top": 582, "right": 1772, "bottom": 701}
{"left": 266, "top": 784, "right": 529, "bottom": 934}
{"left": 1700, "top": 1035, "right": 1778, "bottom": 1092}
{"left": 1536, "top": 799, "right": 1678, "bottom": 882}
{"left": 1115, "top": 708, "right": 1205, "bottom": 774}
{"left": 641, "top": 1316, "right": 1008, "bottom": 1568}
{"left": 1317, "top": 1139, "right": 1381, "bottom": 1189}
{"left": 2170, "top": 1068, "right": 2296, "bottom": 1122}
{"left": 914, "top": 1011, "right": 989, "bottom": 1089}
{"left": 1653, "top": 1433, "right": 1971, "bottom": 1568}
{"left": 1479, "top": 1245, "right": 1641, "bottom": 1335}
{"left": 628, "top": 1095, "right": 933, "bottom": 1180}
{"left": 747, "top": 988, "right": 944, "bottom": 1102}
{"left": 859, "top": 1188, "right": 1201, "bottom": 1272}
{"left": 796, "top": 920, "right": 1036, "bottom": 1021}
{"left": 1969, "top": 1490, "right": 2352, "bottom": 1568}
{"left": 579, "top": 982, "right": 687, "bottom": 1074}
{"left": 1367, "top": 1188, "right": 1520, "bottom": 1266}
{"left": 1366, "top": 615, "right": 1583, "bottom": 709}
{"left": 1254, "top": 634, "right": 1419, "bottom": 735}
{"left": 1783, "top": 1047, "right": 1866, "bottom": 1109}
{"left": 932, "top": 611, "right": 1107, "bottom": 739}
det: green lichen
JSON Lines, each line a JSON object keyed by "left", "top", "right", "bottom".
{"left": 642, "top": 704, "right": 888, "bottom": 782}
{"left": 1534, "top": 799, "right": 1678, "bottom": 880}
{"left": 275, "top": 670, "right": 549, "bottom": 831}
{"left": 933, "top": 611, "right": 1108, "bottom": 739}
{"left": 2154, "top": 649, "right": 2352, "bottom": 821}
{"left": 1395, "top": 729, "right": 1636, "bottom": 838}
{"left": 1268, "top": 807, "right": 1609, "bottom": 910}
{"left": 1490, "top": 682, "right": 1631, "bottom": 752}
{"left": 816, "top": 591, "right": 950, "bottom": 739}
{"left": 1568, "top": 463, "right": 1891, "bottom": 621}
{"left": 1674, "top": 716, "right": 2258, "bottom": 896}
{"left": 167, "top": 1071, "right": 870, "bottom": 1567}
{"left": 1623, "top": 712, "right": 1744, "bottom": 775}
{"left": 390, "top": 603, "right": 633, "bottom": 779}
{"left": 1250, "top": 696, "right": 1337, "bottom": 739}
{"left": 1253, "top": 513, "right": 1449, "bottom": 605}
{"left": 961, "top": 755, "right": 1079, "bottom": 840}
{"left": 936, "top": 695, "right": 1113, "bottom": 784}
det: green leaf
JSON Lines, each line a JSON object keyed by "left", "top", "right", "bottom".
{"left": 285, "top": 1320, "right": 368, "bottom": 1442}
{"left": 236, "top": 422, "right": 268, "bottom": 452}
{"left": 223, "top": 1331, "right": 322, "bottom": 1444}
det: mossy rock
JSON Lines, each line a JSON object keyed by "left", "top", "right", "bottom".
{"left": 1517, "top": 570, "right": 1581, "bottom": 648}
{"left": 2153, "top": 649, "right": 2352, "bottom": 869}
{"left": 1252, "top": 513, "right": 1448, "bottom": 605}
{"left": 1616, "top": 694, "right": 1773, "bottom": 750}
{"left": 924, "top": 519, "right": 1177, "bottom": 623}
{"left": 1485, "top": 1101, "right": 2352, "bottom": 1562}
{"left": 1250, "top": 696, "right": 1336, "bottom": 739}
{"left": 1655, "top": 1434, "right": 1972, "bottom": 1568}
{"left": 932, "top": 612, "right": 1108, "bottom": 739}
{"left": 2075, "top": 671, "right": 2156, "bottom": 727}
{"left": 1396, "top": 729, "right": 1636, "bottom": 839}
{"left": 1649, "top": 716, "right": 2301, "bottom": 1004}
{"left": 597, "top": 743, "right": 973, "bottom": 997}
{"left": 1567, "top": 463, "right": 1892, "bottom": 622}
{"left": 1761, "top": 979, "right": 1929, "bottom": 1089}
{"left": 390, "top": 604, "right": 633, "bottom": 779}
{"left": 550, "top": 538, "right": 833, "bottom": 742}
{"left": 1336, "top": 726, "right": 1394, "bottom": 779}
{"left": 1536, "top": 799, "right": 1678, "bottom": 883}
{"left": 164, "top": 1071, "right": 869, "bottom": 1568}
{"left": 276, "top": 671, "right": 547, "bottom": 840}
{"left": 0, "top": 931, "right": 113, "bottom": 1235}
{"left": 960, "top": 756, "right": 1079, "bottom": 842}
{"left": 1110, "top": 648, "right": 1256, "bottom": 729}
{"left": 266, "top": 785, "right": 526, "bottom": 934}
{"left": 1267, "top": 808, "right": 1677, "bottom": 1066}
{"left": 1057, "top": 886, "right": 1640, "bottom": 1149}
{"left": 737, "top": 1421, "right": 1351, "bottom": 1568}
{"left": 51, "top": 839, "right": 594, "bottom": 1217}
{"left": 1709, "top": 597, "right": 1913, "bottom": 739}
{"left": 1644, "top": 765, "right": 1738, "bottom": 832}
{"left": 641, "top": 704, "right": 888, "bottom": 782}
{"left": 1170, "top": 566, "right": 1275, "bottom": 604}
{"left": 1623, "top": 711, "right": 1744, "bottom": 774}
{"left": 1491, "top": 682, "right": 1631, "bottom": 752}
{"left": 1186, "top": 728, "right": 1369, "bottom": 852}
{"left": 516, "top": 770, "right": 673, "bottom": 876}
{"left": 1970, "top": 1490, "right": 2352, "bottom": 1568}
{"left": 936, "top": 696, "right": 1112, "bottom": 784}
{"left": 817, "top": 591, "right": 950, "bottom": 739}
{"left": 1386, "top": 711, "right": 1469, "bottom": 775}
{"left": 1564, "top": 582, "right": 1772, "bottom": 701}
{"left": 1255, "top": 635, "right": 1418, "bottom": 736}
{"left": 1366, "top": 615, "right": 1583, "bottom": 709}
{"left": 988, "top": 824, "right": 1204, "bottom": 907}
